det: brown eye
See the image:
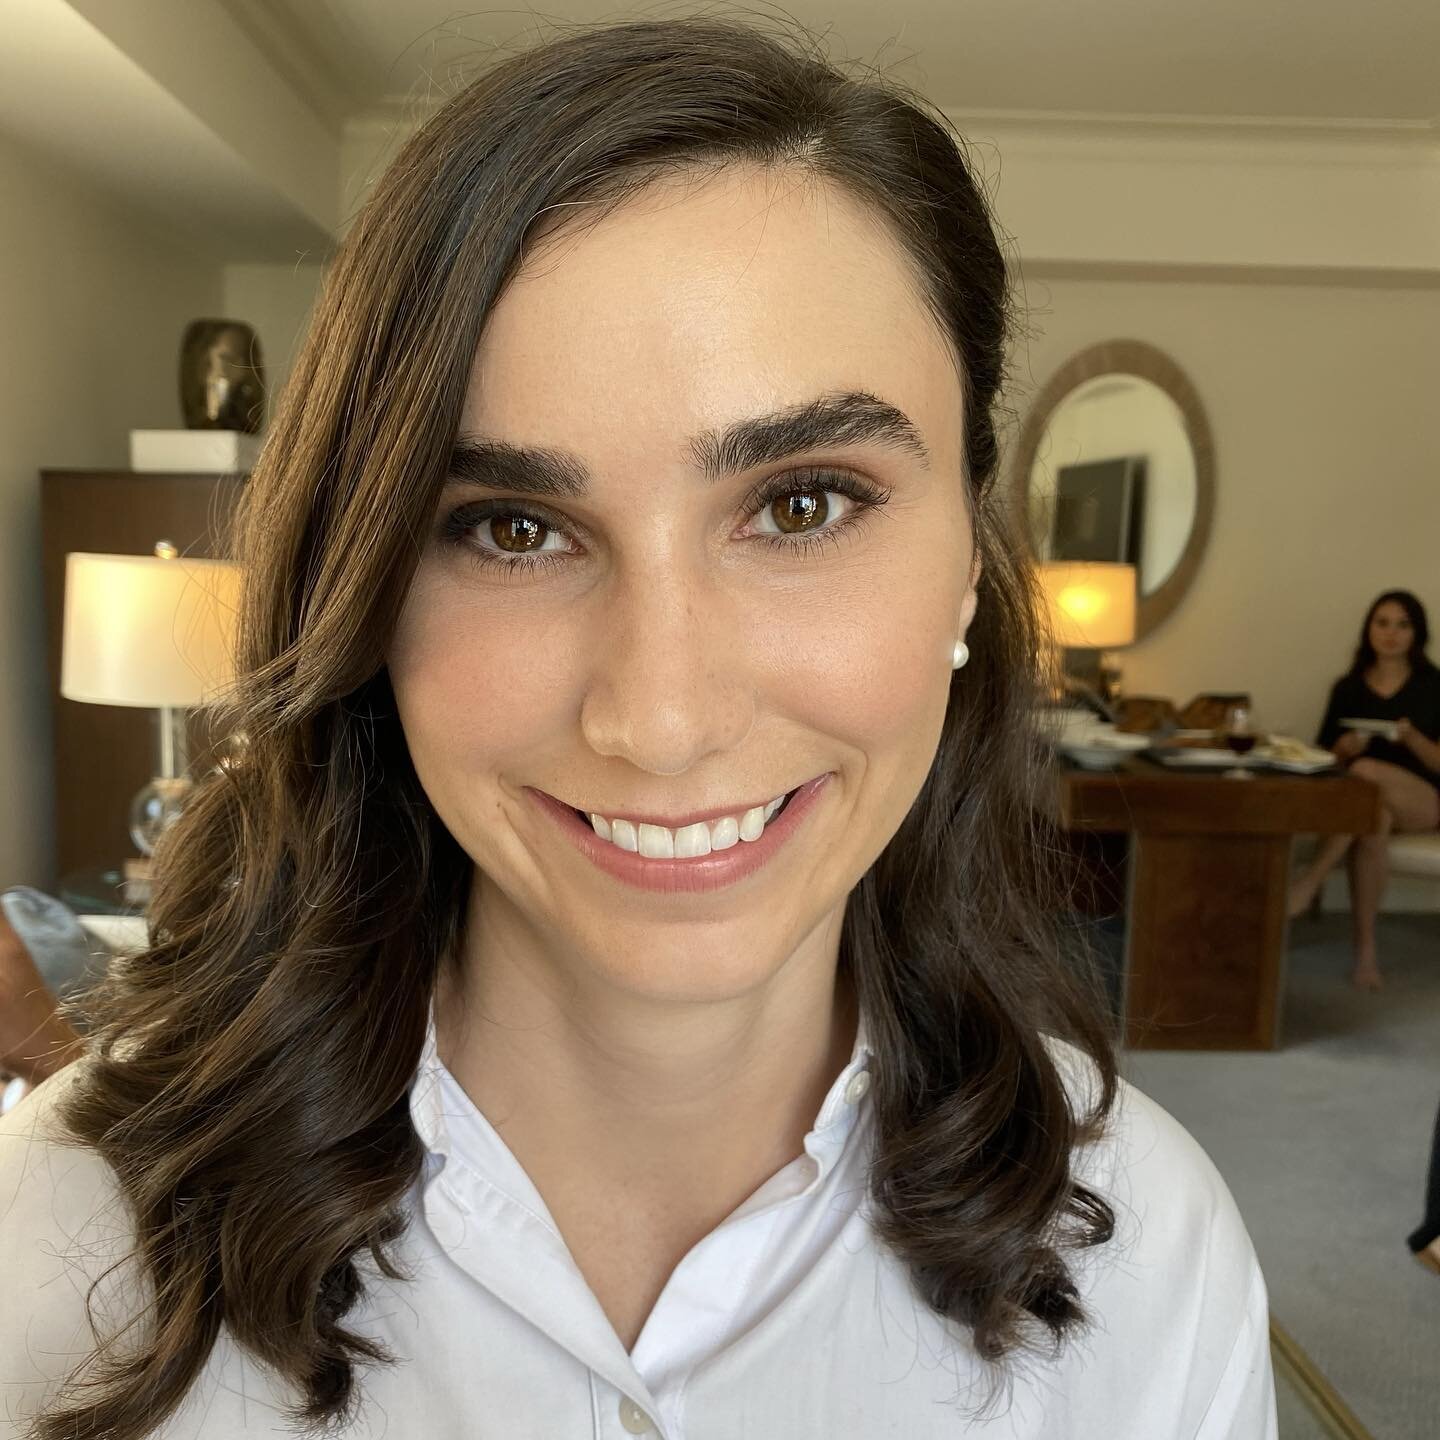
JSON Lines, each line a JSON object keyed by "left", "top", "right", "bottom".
{"left": 490, "top": 515, "right": 549, "bottom": 553}
{"left": 769, "top": 491, "right": 831, "bottom": 534}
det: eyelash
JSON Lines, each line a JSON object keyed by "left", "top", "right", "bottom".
{"left": 437, "top": 469, "right": 891, "bottom": 578}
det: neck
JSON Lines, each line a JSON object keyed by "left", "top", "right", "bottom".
{"left": 434, "top": 878, "right": 860, "bottom": 1221}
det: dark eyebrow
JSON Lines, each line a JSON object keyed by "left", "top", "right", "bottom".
{"left": 690, "top": 390, "right": 931, "bottom": 478}
{"left": 445, "top": 438, "right": 588, "bottom": 499}
{"left": 444, "top": 390, "right": 930, "bottom": 498}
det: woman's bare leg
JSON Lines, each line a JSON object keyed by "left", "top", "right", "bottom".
{"left": 1343, "top": 760, "right": 1440, "bottom": 989}
{"left": 1347, "top": 815, "right": 1392, "bottom": 989}
{"left": 1288, "top": 832, "right": 1355, "bottom": 917}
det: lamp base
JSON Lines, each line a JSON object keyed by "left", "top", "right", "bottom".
{"left": 129, "top": 775, "right": 192, "bottom": 858}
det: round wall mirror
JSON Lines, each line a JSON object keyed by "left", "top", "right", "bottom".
{"left": 1012, "top": 339, "right": 1215, "bottom": 641}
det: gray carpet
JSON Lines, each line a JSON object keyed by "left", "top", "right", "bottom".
{"left": 1275, "top": 1371, "right": 1330, "bottom": 1440}
{"left": 1125, "top": 914, "right": 1440, "bottom": 1440}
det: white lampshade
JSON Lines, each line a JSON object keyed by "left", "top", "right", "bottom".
{"left": 1039, "top": 562, "right": 1137, "bottom": 650}
{"left": 61, "top": 551, "right": 242, "bottom": 707}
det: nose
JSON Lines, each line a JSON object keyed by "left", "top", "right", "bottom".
{"left": 578, "top": 564, "right": 756, "bottom": 776}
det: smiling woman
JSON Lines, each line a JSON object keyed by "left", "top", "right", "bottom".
{"left": 2, "top": 14, "right": 1273, "bottom": 1440}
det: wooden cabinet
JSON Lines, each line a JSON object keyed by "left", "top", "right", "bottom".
{"left": 40, "top": 470, "right": 245, "bottom": 879}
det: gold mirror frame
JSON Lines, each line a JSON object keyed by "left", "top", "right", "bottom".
{"left": 1011, "top": 339, "right": 1216, "bottom": 642}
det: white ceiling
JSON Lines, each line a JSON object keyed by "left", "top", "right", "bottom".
{"left": 259, "top": 0, "right": 1438, "bottom": 126}
{"left": 0, "top": 0, "right": 334, "bottom": 259}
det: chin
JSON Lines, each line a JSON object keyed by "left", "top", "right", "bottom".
{"left": 576, "top": 925, "right": 807, "bottom": 1004}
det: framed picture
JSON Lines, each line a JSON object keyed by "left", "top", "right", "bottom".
{"left": 1052, "top": 456, "right": 1147, "bottom": 576}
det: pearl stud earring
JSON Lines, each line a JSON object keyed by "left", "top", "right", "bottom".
{"left": 952, "top": 640, "right": 970, "bottom": 670}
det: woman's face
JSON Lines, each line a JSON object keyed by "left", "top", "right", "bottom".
{"left": 1368, "top": 601, "right": 1414, "bottom": 659}
{"left": 388, "top": 167, "right": 979, "bottom": 1004}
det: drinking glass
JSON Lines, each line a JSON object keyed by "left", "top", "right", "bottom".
{"left": 1222, "top": 702, "right": 1258, "bottom": 779}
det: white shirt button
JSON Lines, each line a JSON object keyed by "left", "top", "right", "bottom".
{"left": 843, "top": 1070, "right": 872, "bottom": 1104}
{"left": 618, "top": 1396, "right": 655, "bottom": 1434}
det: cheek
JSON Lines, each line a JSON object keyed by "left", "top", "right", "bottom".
{"left": 849, "top": 622, "right": 953, "bottom": 779}
{"left": 756, "top": 562, "right": 957, "bottom": 773}
{"left": 388, "top": 580, "right": 573, "bottom": 776}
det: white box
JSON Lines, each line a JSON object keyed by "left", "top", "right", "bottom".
{"left": 129, "top": 429, "right": 261, "bottom": 474}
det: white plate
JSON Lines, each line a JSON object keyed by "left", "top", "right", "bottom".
{"left": 1054, "top": 723, "right": 1150, "bottom": 752}
{"left": 1057, "top": 739, "right": 1149, "bottom": 768}
{"left": 1061, "top": 745, "right": 1132, "bottom": 770}
{"left": 1255, "top": 737, "right": 1338, "bottom": 773}
{"left": 1083, "top": 731, "right": 1151, "bottom": 752}
{"left": 1339, "top": 717, "right": 1401, "bottom": 741}
{"left": 1041, "top": 711, "right": 1149, "bottom": 749}
{"left": 1263, "top": 755, "right": 1338, "bottom": 774}
{"left": 1153, "top": 747, "right": 1262, "bottom": 768}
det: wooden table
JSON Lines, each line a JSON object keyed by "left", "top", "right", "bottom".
{"left": 1056, "top": 759, "right": 1382, "bottom": 1050}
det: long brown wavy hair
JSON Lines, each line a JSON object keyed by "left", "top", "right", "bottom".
{"left": 39, "top": 15, "right": 1116, "bottom": 1438}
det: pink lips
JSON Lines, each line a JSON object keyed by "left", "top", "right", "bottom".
{"left": 527, "top": 774, "right": 831, "bottom": 894}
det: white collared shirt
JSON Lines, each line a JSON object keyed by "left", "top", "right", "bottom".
{"left": 2, "top": 1015, "right": 1276, "bottom": 1439}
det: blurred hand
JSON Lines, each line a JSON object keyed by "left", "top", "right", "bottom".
{"left": 1334, "top": 729, "right": 1370, "bottom": 761}
{"left": 1395, "top": 717, "right": 1413, "bottom": 746}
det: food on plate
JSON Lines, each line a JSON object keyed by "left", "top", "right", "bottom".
{"left": 1256, "top": 735, "right": 1335, "bottom": 767}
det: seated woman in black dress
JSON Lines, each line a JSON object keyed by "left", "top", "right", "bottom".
{"left": 1287, "top": 590, "right": 1440, "bottom": 989}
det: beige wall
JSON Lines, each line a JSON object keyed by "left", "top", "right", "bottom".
{"left": 221, "top": 261, "right": 327, "bottom": 422}
{"left": 1007, "top": 273, "right": 1440, "bottom": 740}
{"left": 0, "top": 132, "right": 220, "bottom": 887}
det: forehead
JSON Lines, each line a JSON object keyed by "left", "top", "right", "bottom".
{"left": 463, "top": 167, "right": 964, "bottom": 474}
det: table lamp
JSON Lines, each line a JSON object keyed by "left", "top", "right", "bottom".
{"left": 1038, "top": 561, "right": 1137, "bottom": 716}
{"left": 61, "top": 542, "right": 242, "bottom": 880}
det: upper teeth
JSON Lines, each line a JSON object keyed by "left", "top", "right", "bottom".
{"left": 587, "top": 795, "right": 787, "bottom": 858}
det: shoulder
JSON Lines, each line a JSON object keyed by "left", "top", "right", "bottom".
{"left": 0, "top": 1061, "right": 145, "bottom": 1426}
{"left": 0, "top": 1058, "right": 129, "bottom": 1249}
{"left": 1413, "top": 662, "right": 1440, "bottom": 699}
{"left": 0, "top": 1057, "right": 126, "bottom": 1235}
{"left": 1039, "top": 1040, "right": 1273, "bottom": 1432}
{"left": 1105, "top": 1074, "right": 1251, "bottom": 1261}
{"left": 1045, "top": 1036, "right": 1262, "bottom": 1334}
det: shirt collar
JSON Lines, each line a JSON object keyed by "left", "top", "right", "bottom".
{"left": 409, "top": 1000, "right": 875, "bottom": 1193}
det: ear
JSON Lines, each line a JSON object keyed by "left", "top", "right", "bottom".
{"left": 958, "top": 552, "right": 982, "bottom": 634}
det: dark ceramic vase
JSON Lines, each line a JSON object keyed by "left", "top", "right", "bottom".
{"left": 179, "top": 319, "right": 265, "bottom": 432}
